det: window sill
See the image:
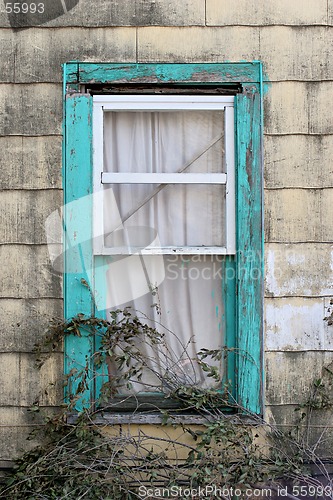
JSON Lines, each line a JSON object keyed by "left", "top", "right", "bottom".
{"left": 67, "top": 410, "right": 259, "bottom": 427}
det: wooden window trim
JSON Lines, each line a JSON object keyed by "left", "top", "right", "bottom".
{"left": 63, "top": 62, "right": 264, "bottom": 415}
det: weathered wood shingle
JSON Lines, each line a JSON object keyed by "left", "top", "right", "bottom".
{"left": 264, "top": 135, "right": 333, "bottom": 188}
{"left": 137, "top": 26, "right": 260, "bottom": 62}
{"left": 266, "top": 351, "right": 333, "bottom": 405}
{"left": 264, "top": 82, "right": 333, "bottom": 134}
{"left": 265, "top": 297, "right": 333, "bottom": 351}
{"left": 259, "top": 27, "right": 333, "bottom": 81}
{"left": 0, "top": 136, "right": 62, "bottom": 189}
{"left": 0, "top": 298, "right": 63, "bottom": 352}
{"left": 265, "top": 243, "right": 333, "bottom": 297}
{"left": 0, "top": 245, "right": 62, "bottom": 298}
{"left": 0, "top": 28, "right": 136, "bottom": 83}
{"left": 0, "top": 0, "right": 332, "bottom": 466}
{"left": 0, "top": 352, "right": 63, "bottom": 406}
{"left": 0, "top": 190, "right": 62, "bottom": 244}
{"left": 0, "top": 84, "right": 62, "bottom": 136}
{"left": 265, "top": 189, "right": 333, "bottom": 242}
{"left": 0, "top": 0, "right": 206, "bottom": 28}
{"left": 206, "top": 0, "right": 328, "bottom": 26}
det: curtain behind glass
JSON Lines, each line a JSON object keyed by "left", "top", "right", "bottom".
{"left": 103, "top": 110, "right": 225, "bottom": 393}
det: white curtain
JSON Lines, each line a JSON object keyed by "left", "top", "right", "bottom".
{"left": 103, "top": 110, "right": 226, "bottom": 392}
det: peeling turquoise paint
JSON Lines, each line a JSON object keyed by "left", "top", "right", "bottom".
{"left": 235, "top": 90, "right": 263, "bottom": 414}
{"left": 64, "top": 94, "right": 94, "bottom": 409}
{"left": 66, "top": 62, "right": 263, "bottom": 87}
{"left": 223, "top": 256, "right": 236, "bottom": 402}
{"left": 63, "top": 62, "right": 264, "bottom": 415}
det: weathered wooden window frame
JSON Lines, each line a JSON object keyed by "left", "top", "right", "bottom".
{"left": 63, "top": 62, "right": 264, "bottom": 415}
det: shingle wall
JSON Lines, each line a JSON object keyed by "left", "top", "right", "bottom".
{"left": 0, "top": 0, "right": 332, "bottom": 467}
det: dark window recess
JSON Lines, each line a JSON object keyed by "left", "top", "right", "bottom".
{"left": 83, "top": 84, "right": 242, "bottom": 96}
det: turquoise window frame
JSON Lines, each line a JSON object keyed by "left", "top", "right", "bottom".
{"left": 63, "top": 62, "right": 264, "bottom": 415}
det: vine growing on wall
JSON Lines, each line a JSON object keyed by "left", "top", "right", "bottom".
{"left": 1, "top": 309, "right": 333, "bottom": 499}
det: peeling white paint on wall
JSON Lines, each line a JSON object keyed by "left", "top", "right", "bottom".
{"left": 265, "top": 298, "right": 333, "bottom": 351}
{"left": 265, "top": 244, "right": 333, "bottom": 297}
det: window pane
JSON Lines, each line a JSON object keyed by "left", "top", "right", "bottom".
{"left": 103, "top": 110, "right": 226, "bottom": 249}
{"left": 104, "top": 184, "right": 226, "bottom": 248}
{"left": 104, "top": 110, "right": 225, "bottom": 174}
{"left": 100, "top": 108, "right": 227, "bottom": 397}
{"left": 104, "top": 255, "right": 225, "bottom": 394}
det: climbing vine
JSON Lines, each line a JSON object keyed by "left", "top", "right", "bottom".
{"left": 1, "top": 309, "right": 333, "bottom": 499}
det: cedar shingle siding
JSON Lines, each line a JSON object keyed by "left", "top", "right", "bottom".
{"left": 0, "top": 0, "right": 332, "bottom": 469}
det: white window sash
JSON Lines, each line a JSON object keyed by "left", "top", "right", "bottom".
{"left": 93, "top": 95, "right": 235, "bottom": 256}
{"left": 98, "top": 246, "right": 229, "bottom": 256}
{"left": 101, "top": 173, "right": 227, "bottom": 184}
{"left": 93, "top": 94, "right": 234, "bottom": 110}
{"left": 225, "top": 105, "right": 236, "bottom": 254}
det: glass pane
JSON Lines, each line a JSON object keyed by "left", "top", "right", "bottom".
{"left": 104, "top": 110, "right": 225, "bottom": 175}
{"left": 103, "top": 255, "right": 225, "bottom": 394}
{"left": 103, "top": 109, "right": 226, "bottom": 249}
{"left": 104, "top": 184, "right": 226, "bottom": 248}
